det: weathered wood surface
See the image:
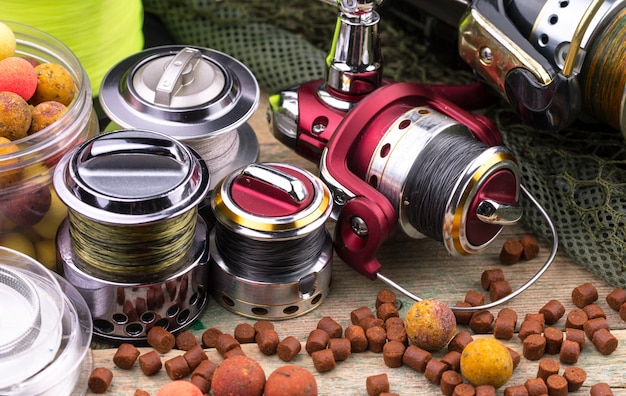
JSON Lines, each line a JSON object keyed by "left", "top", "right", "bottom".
{"left": 87, "top": 94, "right": 626, "bottom": 395}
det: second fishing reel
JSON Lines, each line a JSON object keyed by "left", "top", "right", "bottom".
{"left": 268, "top": 0, "right": 557, "bottom": 309}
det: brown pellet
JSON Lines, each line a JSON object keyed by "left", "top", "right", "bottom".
{"left": 360, "top": 317, "right": 385, "bottom": 330}
{"left": 191, "top": 359, "right": 217, "bottom": 382}
{"left": 376, "top": 302, "right": 399, "bottom": 322}
{"left": 475, "top": 384, "right": 496, "bottom": 396}
{"left": 453, "top": 383, "right": 477, "bottom": 396}
{"left": 524, "top": 312, "right": 545, "bottom": 326}
{"left": 440, "top": 370, "right": 463, "bottom": 396}
{"left": 620, "top": 302, "right": 626, "bottom": 322}
{"left": 328, "top": 337, "right": 352, "bottom": 361}
{"left": 592, "top": 327, "right": 619, "bottom": 355}
{"left": 164, "top": 355, "right": 190, "bottom": 380}
{"left": 497, "top": 307, "right": 518, "bottom": 322}
{"left": 375, "top": 289, "right": 397, "bottom": 308}
{"left": 584, "top": 317, "right": 610, "bottom": 339}
{"left": 500, "top": 239, "right": 524, "bottom": 264}
{"left": 386, "top": 322, "right": 407, "bottom": 344}
{"left": 543, "top": 327, "right": 563, "bottom": 355}
{"left": 190, "top": 374, "right": 211, "bottom": 394}
{"left": 524, "top": 377, "right": 548, "bottom": 396}
{"left": 183, "top": 343, "right": 208, "bottom": 370}
{"left": 441, "top": 350, "right": 461, "bottom": 372}
{"left": 382, "top": 340, "right": 405, "bottom": 368}
{"left": 366, "top": 325, "right": 387, "bottom": 353}
{"left": 583, "top": 303, "right": 606, "bottom": 319}
{"left": 546, "top": 374, "right": 568, "bottom": 396}
{"left": 88, "top": 367, "right": 113, "bottom": 394}
{"left": 536, "top": 357, "right": 560, "bottom": 382}
{"left": 350, "top": 306, "right": 375, "bottom": 325}
{"left": 489, "top": 280, "right": 512, "bottom": 302}
{"left": 223, "top": 346, "right": 246, "bottom": 358}
{"left": 565, "top": 327, "right": 585, "bottom": 349}
{"left": 493, "top": 317, "right": 516, "bottom": 340}
{"left": 175, "top": 331, "right": 198, "bottom": 351}
{"left": 201, "top": 327, "right": 223, "bottom": 348}
{"left": 233, "top": 323, "right": 256, "bottom": 343}
{"left": 464, "top": 290, "right": 485, "bottom": 307}
{"left": 253, "top": 319, "right": 274, "bottom": 333}
{"left": 522, "top": 333, "right": 546, "bottom": 360}
{"left": 306, "top": 328, "right": 330, "bottom": 355}
{"left": 146, "top": 326, "right": 175, "bottom": 354}
{"left": 469, "top": 310, "right": 494, "bottom": 334}
{"left": 559, "top": 339, "right": 580, "bottom": 364}
{"left": 572, "top": 282, "right": 598, "bottom": 308}
{"left": 317, "top": 316, "right": 343, "bottom": 338}
{"left": 113, "top": 343, "right": 140, "bottom": 369}
{"left": 503, "top": 384, "right": 528, "bottom": 396}
{"left": 402, "top": 344, "right": 432, "bottom": 372}
{"left": 481, "top": 268, "right": 505, "bottom": 291}
{"left": 453, "top": 301, "right": 474, "bottom": 325}
{"left": 276, "top": 335, "right": 302, "bottom": 362}
{"left": 366, "top": 373, "right": 390, "bottom": 396}
{"left": 539, "top": 299, "right": 565, "bottom": 325}
{"left": 590, "top": 382, "right": 614, "bottom": 395}
{"left": 215, "top": 333, "right": 240, "bottom": 356}
{"left": 385, "top": 316, "right": 404, "bottom": 328}
{"left": 565, "top": 308, "right": 588, "bottom": 329}
{"left": 311, "top": 348, "right": 336, "bottom": 373}
{"left": 256, "top": 328, "right": 280, "bottom": 356}
{"left": 563, "top": 365, "right": 586, "bottom": 391}
{"left": 606, "top": 288, "right": 626, "bottom": 311}
{"left": 345, "top": 324, "right": 368, "bottom": 353}
{"left": 518, "top": 319, "right": 543, "bottom": 341}
{"left": 138, "top": 350, "right": 162, "bottom": 376}
{"left": 508, "top": 347, "right": 521, "bottom": 369}
{"left": 424, "top": 358, "right": 448, "bottom": 384}
{"left": 448, "top": 331, "right": 473, "bottom": 353}
{"left": 520, "top": 235, "right": 540, "bottom": 260}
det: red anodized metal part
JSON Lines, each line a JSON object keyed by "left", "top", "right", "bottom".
{"left": 322, "top": 81, "right": 512, "bottom": 279}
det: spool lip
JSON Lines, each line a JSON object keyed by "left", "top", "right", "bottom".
{"left": 212, "top": 163, "right": 333, "bottom": 238}
{"left": 53, "top": 129, "right": 210, "bottom": 224}
{"left": 99, "top": 45, "right": 260, "bottom": 140}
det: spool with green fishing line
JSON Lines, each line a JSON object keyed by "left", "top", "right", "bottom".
{"left": 54, "top": 129, "right": 211, "bottom": 343}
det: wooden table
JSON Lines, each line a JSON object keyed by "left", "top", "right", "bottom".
{"left": 86, "top": 93, "right": 626, "bottom": 395}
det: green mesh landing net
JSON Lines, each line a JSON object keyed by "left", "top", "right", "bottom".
{"left": 143, "top": 0, "right": 626, "bottom": 288}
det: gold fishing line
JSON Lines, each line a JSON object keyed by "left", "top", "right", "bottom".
{"left": 581, "top": 6, "right": 626, "bottom": 131}
{"left": 67, "top": 207, "right": 198, "bottom": 275}
{"left": 4, "top": 0, "right": 144, "bottom": 96}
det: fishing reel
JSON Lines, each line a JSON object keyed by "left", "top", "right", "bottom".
{"left": 399, "top": 0, "right": 626, "bottom": 133}
{"left": 268, "top": 0, "right": 557, "bottom": 309}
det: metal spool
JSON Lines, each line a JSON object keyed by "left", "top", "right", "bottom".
{"left": 99, "top": 45, "right": 260, "bottom": 193}
{"left": 54, "top": 130, "right": 211, "bottom": 343}
{"left": 209, "top": 163, "right": 334, "bottom": 320}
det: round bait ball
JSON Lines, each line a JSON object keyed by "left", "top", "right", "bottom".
{"left": 265, "top": 365, "right": 318, "bottom": 396}
{"left": 0, "top": 184, "right": 51, "bottom": 227}
{"left": 0, "top": 22, "right": 16, "bottom": 60}
{"left": 460, "top": 338, "right": 513, "bottom": 388}
{"left": 0, "top": 91, "right": 32, "bottom": 141}
{"left": 0, "top": 136, "right": 22, "bottom": 187}
{"left": 212, "top": 355, "right": 266, "bottom": 396}
{"left": 156, "top": 380, "right": 203, "bottom": 396}
{"left": 31, "top": 63, "right": 76, "bottom": 106}
{"left": 404, "top": 299, "right": 457, "bottom": 351}
{"left": 29, "top": 101, "right": 68, "bottom": 134}
{"left": 0, "top": 57, "right": 38, "bottom": 101}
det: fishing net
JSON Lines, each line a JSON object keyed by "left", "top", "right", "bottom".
{"left": 143, "top": 0, "right": 626, "bottom": 288}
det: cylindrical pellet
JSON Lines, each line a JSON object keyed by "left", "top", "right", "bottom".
{"left": 175, "top": 331, "right": 198, "bottom": 351}
{"left": 257, "top": 328, "right": 280, "bottom": 356}
{"left": 563, "top": 365, "right": 587, "bottom": 392}
{"left": 543, "top": 327, "right": 563, "bottom": 355}
{"left": 480, "top": 269, "right": 505, "bottom": 291}
{"left": 424, "top": 358, "right": 448, "bottom": 384}
{"left": 311, "top": 348, "right": 336, "bottom": 373}
{"left": 317, "top": 316, "right": 343, "bottom": 338}
{"left": 536, "top": 358, "right": 560, "bottom": 382}
{"left": 559, "top": 339, "right": 580, "bottom": 364}
{"left": 546, "top": 374, "right": 568, "bottom": 396}
{"left": 88, "top": 367, "right": 113, "bottom": 394}
{"left": 571, "top": 282, "right": 598, "bottom": 308}
{"left": 234, "top": 323, "right": 256, "bottom": 343}
{"left": 440, "top": 370, "right": 463, "bottom": 396}
{"left": 216, "top": 333, "right": 240, "bottom": 356}
{"left": 113, "top": 343, "right": 140, "bottom": 369}
{"left": 402, "top": 344, "right": 432, "bottom": 372}
{"left": 366, "top": 373, "right": 390, "bottom": 396}
{"left": 522, "top": 333, "right": 546, "bottom": 361}
{"left": 376, "top": 289, "right": 397, "bottom": 308}
{"left": 138, "top": 350, "right": 162, "bottom": 376}
{"left": 305, "top": 328, "right": 330, "bottom": 355}
{"left": 277, "top": 335, "right": 302, "bottom": 362}
{"left": 183, "top": 343, "right": 208, "bottom": 370}
{"left": 329, "top": 337, "right": 352, "bottom": 362}
{"left": 365, "top": 325, "right": 386, "bottom": 353}
{"left": 382, "top": 340, "right": 405, "bottom": 368}
{"left": 350, "top": 306, "right": 375, "bottom": 325}
{"left": 345, "top": 324, "right": 368, "bottom": 353}
{"left": 146, "top": 326, "right": 175, "bottom": 354}
{"left": 164, "top": 355, "right": 190, "bottom": 380}
{"left": 201, "top": 327, "right": 223, "bottom": 348}
{"left": 539, "top": 299, "right": 565, "bottom": 325}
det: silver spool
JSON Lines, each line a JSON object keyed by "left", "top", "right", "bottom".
{"left": 54, "top": 130, "right": 211, "bottom": 343}
{"left": 209, "top": 163, "right": 334, "bottom": 320}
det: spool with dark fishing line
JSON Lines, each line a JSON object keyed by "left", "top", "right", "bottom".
{"left": 54, "top": 129, "right": 211, "bottom": 343}
{"left": 99, "top": 45, "right": 260, "bottom": 211}
{"left": 209, "top": 162, "right": 334, "bottom": 320}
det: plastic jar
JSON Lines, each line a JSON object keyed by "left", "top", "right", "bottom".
{"left": 0, "top": 21, "right": 98, "bottom": 270}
